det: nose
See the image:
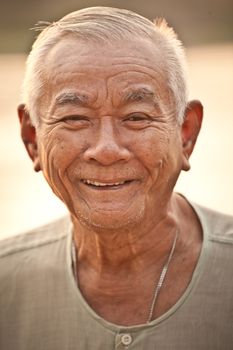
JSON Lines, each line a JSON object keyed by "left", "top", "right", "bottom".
{"left": 83, "top": 117, "right": 131, "bottom": 165}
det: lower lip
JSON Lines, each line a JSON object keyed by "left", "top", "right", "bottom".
{"left": 81, "top": 180, "right": 135, "bottom": 191}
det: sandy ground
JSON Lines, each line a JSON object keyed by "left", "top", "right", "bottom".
{"left": 0, "top": 43, "right": 233, "bottom": 239}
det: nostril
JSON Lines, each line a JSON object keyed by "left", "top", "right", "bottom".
{"left": 83, "top": 142, "right": 131, "bottom": 165}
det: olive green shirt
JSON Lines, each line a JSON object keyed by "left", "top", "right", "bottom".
{"left": 0, "top": 202, "right": 233, "bottom": 349}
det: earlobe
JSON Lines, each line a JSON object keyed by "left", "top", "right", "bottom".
{"left": 17, "top": 104, "right": 41, "bottom": 172}
{"left": 181, "top": 100, "right": 203, "bottom": 171}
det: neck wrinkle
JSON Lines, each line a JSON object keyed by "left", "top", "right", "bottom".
{"left": 71, "top": 205, "right": 179, "bottom": 275}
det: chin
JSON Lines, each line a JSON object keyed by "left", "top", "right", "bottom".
{"left": 73, "top": 205, "right": 146, "bottom": 231}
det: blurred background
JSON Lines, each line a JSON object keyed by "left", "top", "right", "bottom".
{"left": 0, "top": 0, "right": 232, "bottom": 239}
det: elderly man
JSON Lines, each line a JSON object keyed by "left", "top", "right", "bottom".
{"left": 0, "top": 6, "right": 232, "bottom": 350}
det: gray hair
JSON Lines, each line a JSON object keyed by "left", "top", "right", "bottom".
{"left": 22, "top": 6, "right": 188, "bottom": 126}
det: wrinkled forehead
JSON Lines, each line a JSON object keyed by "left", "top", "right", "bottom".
{"left": 45, "top": 34, "right": 167, "bottom": 76}
{"left": 33, "top": 35, "right": 176, "bottom": 118}
{"left": 43, "top": 36, "right": 170, "bottom": 96}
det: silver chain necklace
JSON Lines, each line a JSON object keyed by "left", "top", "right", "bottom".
{"left": 146, "top": 230, "right": 178, "bottom": 323}
{"left": 71, "top": 229, "right": 178, "bottom": 324}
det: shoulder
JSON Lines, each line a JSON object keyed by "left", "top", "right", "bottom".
{"left": 190, "top": 201, "right": 233, "bottom": 244}
{"left": 0, "top": 216, "right": 72, "bottom": 328}
{"left": 0, "top": 215, "right": 71, "bottom": 259}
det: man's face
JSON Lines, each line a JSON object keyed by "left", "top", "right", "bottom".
{"left": 33, "top": 37, "right": 185, "bottom": 230}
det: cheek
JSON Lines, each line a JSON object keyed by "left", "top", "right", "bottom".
{"left": 158, "top": 136, "right": 183, "bottom": 186}
{"left": 40, "top": 130, "right": 85, "bottom": 171}
{"left": 133, "top": 131, "right": 169, "bottom": 173}
{"left": 135, "top": 128, "right": 182, "bottom": 186}
{"left": 37, "top": 132, "right": 82, "bottom": 196}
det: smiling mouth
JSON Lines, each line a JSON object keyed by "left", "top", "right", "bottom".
{"left": 81, "top": 179, "right": 134, "bottom": 189}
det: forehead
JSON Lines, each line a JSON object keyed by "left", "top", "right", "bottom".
{"left": 43, "top": 36, "right": 169, "bottom": 101}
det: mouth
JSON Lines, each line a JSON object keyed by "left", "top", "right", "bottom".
{"left": 81, "top": 179, "right": 134, "bottom": 190}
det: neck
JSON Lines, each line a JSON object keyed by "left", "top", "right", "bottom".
{"left": 72, "top": 195, "right": 182, "bottom": 274}
{"left": 70, "top": 193, "right": 203, "bottom": 325}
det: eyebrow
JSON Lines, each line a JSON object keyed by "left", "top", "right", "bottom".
{"left": 122, "top": 88, "right": 158, "bottom": 105}
{"left": 55, "top": 92, "right": 89, "bottom": 107}
{"left": 54, "top": 88, "right": 158, "bottom": 108}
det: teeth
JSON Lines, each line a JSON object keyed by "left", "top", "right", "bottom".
{"left": 83, "top": 179, "right": 126, "bottom": 187}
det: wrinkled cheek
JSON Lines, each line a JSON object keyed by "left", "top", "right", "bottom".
{"left": 144, "top": 141, "right": 172, "bottom": 191}
{"left": 147, "top": 161, "right": 163, "bottom": 194}
{"left": 142, "top": 144, "right": 166, "bottom": 182}
{"left": 39, "top": 140, "right": 73, "bottom": 206}
{"left": 154, "top": 150, "right": 183, "bottom": 192}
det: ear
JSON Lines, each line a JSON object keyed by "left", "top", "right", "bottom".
{"left": 181, "top": 100, "right": 203, "bottom": 171}
{"left": 17, "top": 104, "right": 41, "bottom": 172}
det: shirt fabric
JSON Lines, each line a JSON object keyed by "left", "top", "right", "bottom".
{"left": 0, "top": 201, "right": 233, "bottom": 350}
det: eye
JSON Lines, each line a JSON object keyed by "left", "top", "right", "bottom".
{"left": 62, "top": 115, "right": 88, "bottom": 122}
{"left": 126, "top": 114, "right": 149, "bottom": 121}
{"left": 123, "top": 113, "right": 152, "bottom": 129}
{"left": 61, "top": 115, "right": 90, "bottom": 127}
